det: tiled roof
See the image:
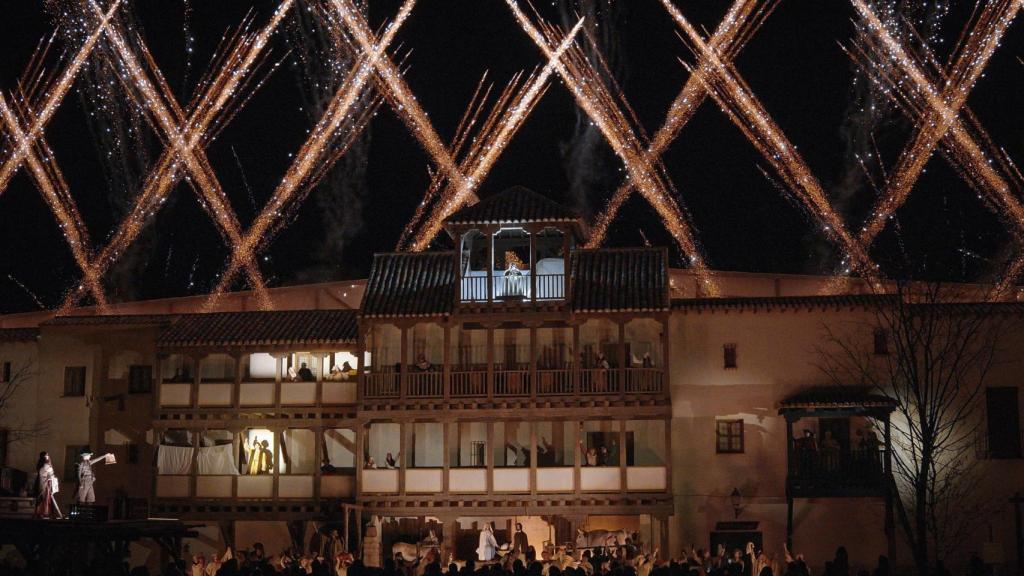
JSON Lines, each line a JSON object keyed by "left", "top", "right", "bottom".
{"left": 571, "top": 248, "right": 669, "bottom": 313}
{"left": 446, "top": 186, "right": 577, "bottom": 226}
{"left": 157, "top": 310, "right": 357, "bottom": 349}
{"left": 361, "top": 252, "right": 456, "bottom": 318}
{"left": 0, "top": 327, "right": 40, "bottom": 342}
{"left": 43, "top": 314, "right": 175, "bottom": 326}
{"left": 779, "top": 386, "right": 896, "bottom": 411}
{"left": 671, "top": 294, "right": 895, "bottom": 312}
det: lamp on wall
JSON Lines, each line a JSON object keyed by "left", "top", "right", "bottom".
{"left": 730, "top": 487, "right": 744, "bottom": 518}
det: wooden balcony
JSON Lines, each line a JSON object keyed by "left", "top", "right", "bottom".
{"left": 459, "top": 274, "right": 566, "bottom": 304}
{"left": 786, "top": 448, "right": 889, "bottom": 498}
{"left": 155, "top": 472, "right": 356, "bottom": 500}
{"left": 360, "top": 465, "right": 668, "bottom": 495}
{"left": 361, "top": 367, "right": 665, "bottom": 401}
{"left": 158, "top": 378, "right": 358, "bottom": 409}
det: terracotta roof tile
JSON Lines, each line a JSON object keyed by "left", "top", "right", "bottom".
{"left": 779, "top": 386, "right": 896, "bottom": 411}
{"left": 671, "top": 294, "right": 895, "bottom": 312}
{"left": 446, "top": 186, "right": 577, "bottom": 226}
{"left": 571, "top": 247, "right": 668, "bottom": 312}
{"left": 44, "top": 314, "right": 175, "bottom": 326}
{"left": 157, "top": 310, "right": 357, "bottom": 349}
{"left": 361, "top": 252, "right": 456, "bottom": 318}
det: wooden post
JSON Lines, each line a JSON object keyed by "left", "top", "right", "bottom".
{"left": 355, "top": 424, "right": 365, "bottom": 498}
{"left": 573, "top": 421, "right": 582, "bottom": 498}
{"left": 357, "top": 328, "right": 366, "bottom": 405}
{"left": 313, "top": 427, "right": 323, "bottom": 501}
{"left": 618, "top": 420, "right": 627, "bottom": 495}
{"left": 232, "top": 354, "right": 242, "bottom": 409}
{"left": 529, "top": 325, "right": 538, "bottom": 400}
{"left": 487, "top": 422, "right": 495, "bottom": 494}
{"left": 486, "top": 230, "right": 494, "bottom": 303}
{"left": 617, "top": 321, "right": 627, "bottom": 398}
{"left": 664, "top": 418, "right": 673, "bottom": 495}
{"left": 400, "top": 325, "right": 409, "bottom": 401}
{"left": 530, "top": 421, "right": 538, "bottom": 497}
{"left": 572, "top": 324, "right": 581, "bottom": 396}
{"left": 486, "top": 326, "right": 495, "bottom": 401}
{"left": 443, "top": 420, "right": 451, "bottom": 496}
{"left": 399, "top": 422, "right": 407, "bottom": 496}
{"left": 443, "top": 323, "right": 452, "bottom": 402}
{"left": 562, "top": 228, "right": 571, "bottom": 300}
{"left": 660, "top": 315, "right": 670, "bottom": 394}
{"left": 191, "top": 354, "right": 202, "bottom": 409}
{"left": 529, "top": 229, "right": 537, "bottom": 303}
{"left": 272, "top": 426, "right": 281, "bottom": 499}
{"left": 274, "top": 355, "right": 284, "bottom": 411}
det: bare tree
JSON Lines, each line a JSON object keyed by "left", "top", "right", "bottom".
{"left": 0, "top": 360, "right": 46, "bottom": 448}
{"left": 816, "top": 283, "right": 1017, "bottom": 575}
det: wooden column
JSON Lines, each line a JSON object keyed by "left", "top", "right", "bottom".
{"left": 356, "top": 328, "right": 366, "bottom": 405}
{"left": 660, "top": 315, "right": 670, "bottom": 394}
{"left": 561, "top": 229, "right": 571, "bottom": 300}
{"left": 400, "top": 325, "right": 409, "bottom": 401}
{"left": 355, "top": 424, "right": 365, "bottom": 498}
{"left": 529, "top": 325, "right": 538, "bottom": 400}
{"left": 618, "top": 420, "right": 627, "bottom": 495}
{"left": 486, "top": 422, "right": 495, "bottom": 494}
{"left": 486, "top": 230, "right": 494, "bottom": 303}
{"left": 272, "top": 426, "right": 281, "bottom": 499}
{"left": 664, "top": 417, "right": 673, "bottom": 495}
{"left": 617, "top": 321, "right": 627, "bottom": 398}
{"left": 442, "top": 420, "right": 451, "bottom": 496}
{"left": 443, "top": 323, "right": 452, "bottom": 402}
{"left": 315, "top": 353, "right": 325, "bottom": 406}
{"left": 399, "top": 422, "right": 407, "bottom": 496}
{"left": 313, "top": 427, "right": 323, "bottom": 501}
{"left": 529, "top": 229, "right": 537, "bottom": 302}
{"left": 274, "top": 355, "right": 284, "bottom": 410}
{"left": 189, "top": 430, "right": 201, "bottom": 499}
{"left": 191, "top": 355, "right": 202, "bottom": 409}
{"left": 486, "top": 325, "right": 495, "bottom": 401}
{"left": 530, "top": 421, "right": 538, "bottom": 497}
{"left": 573, "top": 421, "right": 582, "bottom": 498}
{"left": 572, "top": 324, "right": 581, "bottom": 396}
{"left": 232, "top": 354, "right": 242, "bottom": 409}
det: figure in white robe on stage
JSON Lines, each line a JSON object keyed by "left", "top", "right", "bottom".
{"left": 476, "top": 523, "right": 498, "bottom": 562}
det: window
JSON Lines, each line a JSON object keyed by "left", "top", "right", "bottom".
{"left": 127, "top": 443, "right": 140, "bottom": 465}
{"left": 986, "top": 387, "right": 1021, "bottom": 459}
{"left": 64, "top": 445, "right": 89, "bottom": 482}
{"left": 723, "top": 344, "right": 738, "bottom": 369}
{"left": 129, "top": 365, "right": 153, "bottom": 393}
{"left": 873, "top": 329, "right": 889, "bottom": 355}
{"left": 1, "top": 361, "right": 10, "bottom": 383}
{"left": 63, "top": 366, "right": 86, "bottom": 397}
{"left": 716, "top": 420, "right": 744, "bottom": 453}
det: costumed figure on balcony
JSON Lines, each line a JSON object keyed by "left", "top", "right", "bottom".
{"left": 76, "top": 447, "right": 115, "bottom": 503}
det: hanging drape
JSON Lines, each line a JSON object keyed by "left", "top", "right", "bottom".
{"left": 157, "top": 444, "right": 194, "bottom": 475}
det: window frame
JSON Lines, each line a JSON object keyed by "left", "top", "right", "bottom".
{"left": 723, "top": 343, "right": 738, "bottom": 369}
{"left": 63, "top": 366, "right": 87, "bottom": 397}
{"left": 1, "top": 361, "right": 10, "bottom": 383}
{"left": 128, "top": 364, "right": 154, "bottom": 394}
{"left": 716, "top": 419, "right": 744, "bottom": 454}
{"left": 873, "top": 328, "right": 889, "bottom": 356}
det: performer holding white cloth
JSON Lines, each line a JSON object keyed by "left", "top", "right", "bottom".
{"left": 476, "top": 523, "right": 498, "bottom": 562}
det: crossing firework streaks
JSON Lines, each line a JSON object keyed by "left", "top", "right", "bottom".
{"left": 0, "top": 92, "right": 107, "bottom": 307}
{"left": 660, "top": 0, "right": 881, "bottom": 287}
{"left": 844, "top": 0, "right": 1024, "bottom": 298}
{"left": 59, "top": 0, "right": 294, "bottom": 310}
{"left": 403, "top": 20, "right": 585, "bottom": 252}
{"left": 204, "top": 0, "right": 416, "bottom": 308}
{"left": 586, "top": 0, "right": 775, "bottom": 249}
{"left": 505, "top": 0, "right": 719, "bottom": 295}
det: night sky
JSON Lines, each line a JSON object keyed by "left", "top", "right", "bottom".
{"left": 2, "top": 0, "right": 1024, "bottom": 314}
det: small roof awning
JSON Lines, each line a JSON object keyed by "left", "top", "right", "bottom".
{"left": 779, "top": 386, "right": 896, "bottom": 418}
{"left": 157, "top": 309, "right": 357, "bottom": 351}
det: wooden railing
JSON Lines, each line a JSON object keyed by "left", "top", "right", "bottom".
{"left": 579, "top": 368, "right": 619, "bottom": 395}
{"left": 787, "top": 448, "right": 888, "bottom": 496}
{"left": 364, "top": 372, "right": 400, "bottom": 398}
{"left": 406, "top": 371, "right": 443, "bottom": 397}
{"left": 494, "top": 369, "right": 530, "bottom": 396}
{"left": 361, "top": 368, "right": 665, "bottom": 400}
{"left": 459, "top": 273, "right": 565, "bottom": 302}
{"left": 625, "top": 368, "right": 664, "bottom": 393}
{"left": 536, "top": 369, "right": 572, "bottom": 395}
{"left": 450, "top": 371, "right": 487, "bottom": 397}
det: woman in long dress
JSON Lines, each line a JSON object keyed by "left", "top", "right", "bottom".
{"left": 476, "top": 523, "right": 498, "bottom": 562}
{"left": 34, "top": 452, "right": 59, "bottom": 518}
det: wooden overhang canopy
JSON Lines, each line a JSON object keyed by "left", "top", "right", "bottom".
{"left": 360, "top": 251, "right": 457, "bottom": 319}
{"left": 779, "top": 386, "right": 897, "bottom": 419}
{"left": 156, "top": 309, "right": 358, "bottom": 352}
{"left": 443, "top": 185, "right": 585, "bottom": 237}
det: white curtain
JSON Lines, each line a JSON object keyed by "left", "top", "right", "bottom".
{"left": 157, "top": 445, "right": 194, "bottom": 475}
{"left": 197, "top": 443, "right": 240, "bottom": 475}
